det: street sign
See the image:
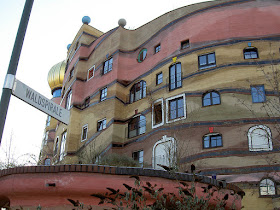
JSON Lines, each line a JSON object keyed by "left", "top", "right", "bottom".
{"left": 12, "top": 79, "right": 70, "bottom": 124}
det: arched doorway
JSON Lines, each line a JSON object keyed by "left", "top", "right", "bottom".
{"left": 153, "top": 135, "right": 176, "bottom": 169}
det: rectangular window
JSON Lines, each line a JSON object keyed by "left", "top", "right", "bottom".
{"left": 181, "top": 39, "right": 190, "bottom": 49}
{"left": 97, "top": 118, "right": 106, "bottom": 131}
{"left": 198, "top": 52, "right": 216, "bottom": 69}
{"left": 132, "top": 150, "right": 144, "bottom": 166}
{"left": 44, "top": 131, "right": 49, "bottom": 145}
{"left": 156, "top": 72, "right": 163, "bottom": 85}
{"left": 251, "top": 85, "right": 266, "bottom": 103}
{"left": 169, "top": 63, "right": 182, "bottom": 90}
{"left": 166, "top": 94, "right": 186, "bottom": 123}
{"left": 203, "top": 134, "right": 222, "bottom": 149}
{"left": 155, "top": 44, "right": 161, "bottom": 53}
{"left": 59, "top": 131, "right": 67, "bottom": 161}
{"left": 103, "top": 57, "right": 113, "bottom": 74}
{"left": 244, "top": 48, "right": 258, "bottom": 59}
{"left": 87, "top": 65, "right": 95, "bottom": 80}
{"left": 100, "top": 87, "right": 107, "bottom": 101}
{"left": 65, "top": 90, "right": 72, "bottom": 110}
{"left": 81, "top": 124, "right": 88, "bottom": 141}
{"left": 152, "top": 99, "right": 164, "bottom": 129}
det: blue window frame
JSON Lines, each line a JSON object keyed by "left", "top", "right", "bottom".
{"left": 203, "top": 91, "right": 220, "bottom": 107}
{"left": 203, "top": 134, "right": 222, "bottom": 149}
{"left": 251, "top": 85, "right": 265, "bottom": 103}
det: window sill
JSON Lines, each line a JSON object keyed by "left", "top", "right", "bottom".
{"left": 199, "top": 64, "right": 216, "bottom": 70}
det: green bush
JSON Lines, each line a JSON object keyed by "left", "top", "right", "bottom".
{"left": 98, "top": 153, "right": 140, "bottom": 167}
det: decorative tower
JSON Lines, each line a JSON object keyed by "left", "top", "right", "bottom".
{"left": 39, "top": 60, "right": 65, "bottom": 165}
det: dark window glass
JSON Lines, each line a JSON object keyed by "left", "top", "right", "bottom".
{"left": 251, "top": 85, "right": 265, "bottom": 103}
{"left": 156, "top": 72, "right": 163, "bottom": 85}
{"left": 100, "top": 87, "right": 107, "bottom": 101}
{"left": 65, "top": 90, "right": 72, "bottom": 110}
{"left": 130, "top": 81, "right": 146, "bottom": 103}
{"left": 154, "top": 103, "right": 162, "bottom": 125}
{"left": 132, "top": 150, "right": 144, "bottom": 166}
{"left": 181, "top": 40, "right": 190, "bottom": 49}
{"left": 202, "top": 91, "right": 221, "bottom": 107}
{"left": 69, "top": 68, "right": 74, "bottom": 80}
{"left": 54, "top": 138, "right": 59, "bottom": 155}
{"left": 169, "top": 97, "right": 184, "bottom": 120}
{"left": 203, "top": 134, "right": 222, "bottom": 148}
{"left": 88, "top": 67, "right": 94, "bottom": 80}
{"left": 103, "top": 57, "right": 113, "bottom": 74}
{"left": 82, "top": 125, "right": 88, "bottom": 140}
{"left": 128, "top": 115, "right": 146, "bottom": 138}
{"left": 155, "top": 44, "right": 161, "bottom": 53}
{"left": 169, "top": 63, "right": 182, "bottom": 90}
{"left": 198, "top": 53, "right": 216, "bottom": 69}
{"left": 138, "top": 49, "right": 147, "bottom": 62}
{"left": 97, "top": 119, "right": 106, "bottom": 131}
{"left": 244, "top": 48, "right": 258, "bottom": 59}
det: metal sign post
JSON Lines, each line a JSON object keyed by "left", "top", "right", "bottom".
{"left": 0, "top": 0, "right": 34, "bottom": 145}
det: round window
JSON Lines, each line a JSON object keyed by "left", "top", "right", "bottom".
{"left": 138, "top": 49, "right": 147, "bottom": 62}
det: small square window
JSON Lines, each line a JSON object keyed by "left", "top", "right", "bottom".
{"left": 181, "top": 40, "right": 190, "bottom": 49}
{"left": 251, "top": 85, "right": 265, "bottom": 103}
{"left": 203, "top": 133, "right": 223, "bottom": 149}
{"left": 132, "top": 150, "right": 144, "bottom": 166}
{"left": 198, "top": 52, "right": 216, "bottom": 69}
{"left": 244, "top": 47, "right": 258, "bottom": 59}
{"left": 156, "top": 72, "right": 163, "bottom": 85}
{"left": 87, "top": 65, "right": 95, "bottom": 80}
{"left": 100, "top": 87, "right": 107, "bottom": 101}
{"left": 97, "top": 118, "right": 106, "bottom": 131}
{"left": 81, "top": 124, "right": 88, "bottom": 141}
{"left": 103, "top": 57, "right": 113, "bottom": 74}
{"left": 155, "top": 44, "right": 161, "bottom": 53}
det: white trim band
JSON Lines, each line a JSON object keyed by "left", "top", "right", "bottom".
{"left": 3, "top": 74, "right": 15, "bottom": 90}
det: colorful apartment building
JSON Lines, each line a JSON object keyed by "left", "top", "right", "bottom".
{"left": 39, "top": 0, "right": 280, "bottom": 209}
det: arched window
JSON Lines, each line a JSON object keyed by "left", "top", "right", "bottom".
{"left": 202, "top": 91, "right": 220, "bottom": 107}
{"left": 130, "top": 81, "right": 146, "bottom": 103}
{"left": 260, "top": 178, "right": 276, "bottom": 196}
{"left": 203, "top": 133, "right": 222, "bottom": 149}
{"left": 243, "top": 47, "right": 258, "bottom": 59}
{"left": 248, "top": 125, "right": 272, "bottom": 151}
{"left": 44, "top": 158, "right": 51, "bottom": 166}
{"left": 169, "top": 63, "right": 182, "bottom": 90}
{"left": 128, "top": 115, "right": 146, "bottom": 138}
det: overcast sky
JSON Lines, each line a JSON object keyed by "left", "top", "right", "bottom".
{"left": 0, "top": 0, "right": 211, "bottom": 164}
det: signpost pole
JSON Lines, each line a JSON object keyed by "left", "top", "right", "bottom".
{"left": 0, "top": 0, "right": 34, "bottom": 145}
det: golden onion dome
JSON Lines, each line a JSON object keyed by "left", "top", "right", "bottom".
{"left": 47, "top": 60, "right": 65, "bottom": 91}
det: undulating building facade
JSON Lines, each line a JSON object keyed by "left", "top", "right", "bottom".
{"left": 39, "top": 0, "right": 280, "bottom": 209}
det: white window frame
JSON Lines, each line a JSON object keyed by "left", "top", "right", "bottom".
{"left": 59, "top": 131, "right": 67, "bottom": 161}
{"left": 166, "top": 93, "right": 186, "bottom": 123}
{"left": 81, "top": 124, "right": 88, "bottom": 142}
{"left": 87, "top": 65, "right": 95, "bottom": 81}
{"left": 53, "top": 136, "right": 59, "bottom": 156}
{"left": 248, "top": 125, "right": 272, "bottom": 151}
{"left": 65, "top": 90, "right": 72, "bottom": 110}
{"left": 97, "top": 118, "right": 106, "bottom": 131}
{"left": 152, "top": 98, "right": 164, "bottom": 129}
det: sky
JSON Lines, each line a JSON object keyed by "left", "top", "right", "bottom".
{"left": 0, "top": 0, "right": 211, "bottom": 165}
